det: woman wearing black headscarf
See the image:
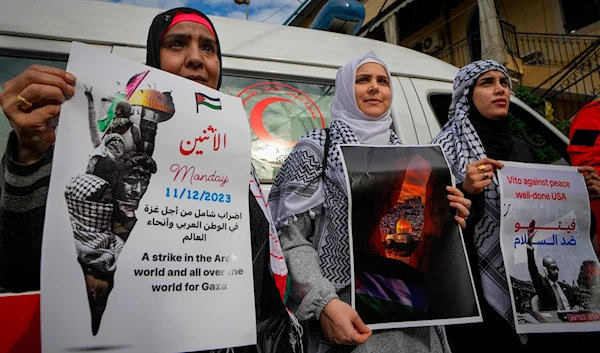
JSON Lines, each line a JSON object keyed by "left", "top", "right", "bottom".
{"left": 0, "top": 7, "right": 301, "bottom": 353}
{"left": 430, "top": 60, "right": 600, "bottom": 352}
{"left": 145, "top": 7, "right": 223, "bottom": 89}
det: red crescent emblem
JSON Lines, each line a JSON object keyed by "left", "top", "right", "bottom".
{"left": 249, "top": 97, "right": 297, "bottom": 148}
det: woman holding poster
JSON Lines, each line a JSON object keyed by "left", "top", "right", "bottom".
{"left": 268, "top": 51, "right": 472, "bottom": 353}
{"left": 430, "top": 60, "right": 600, "bottom": 351}
{"left": 0, "top": 7, "right": 300, "bottom": 353}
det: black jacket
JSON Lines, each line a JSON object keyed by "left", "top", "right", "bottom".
{"left": 195, "top": 190, "right": 298, "bottom": 353}
{"left": 527, "top": 246, "right": 577, "bottom": 311}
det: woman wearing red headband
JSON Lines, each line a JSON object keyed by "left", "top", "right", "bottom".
{"left": 0, "top": 7, "right": 301, "bottom": 353}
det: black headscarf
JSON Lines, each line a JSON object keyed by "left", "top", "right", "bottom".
{"left": 146, "top": 7, "right": 223, "bottom": 90}
{"left": 466, "top": 84, "right": 514, "bottom": 160}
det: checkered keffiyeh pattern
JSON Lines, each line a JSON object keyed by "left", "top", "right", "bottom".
{"left": 270, "top": 120, "right": 402, "bottom": 288}
{"left": 430, "top": 60, "right": 516, "bottom": 327}
{"left": 65, "top": 173, "right": 124, "bottom": 274}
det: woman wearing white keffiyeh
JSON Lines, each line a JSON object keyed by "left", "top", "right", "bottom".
{"left": 430, "top": 60, "right": 600, "bottom": 350}
{"left": 269, "top": 51, "right": 471, "bottom": 353}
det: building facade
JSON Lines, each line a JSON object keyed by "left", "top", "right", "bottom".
{"left": 289, "top": 0, "right": 600, "bottom": 122}
{"left": 359, "top": 0, "right": 600, "bottom": 122}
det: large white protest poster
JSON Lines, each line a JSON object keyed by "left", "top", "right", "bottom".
{"left": 41, "top": 43, "right": 256, "bottom": 352}
{"left": 498, "top": 161, "right": 600, "bottom": 333}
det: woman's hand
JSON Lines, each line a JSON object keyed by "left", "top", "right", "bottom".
{"left": 320, "top": 298, "right": 372, "bottom": 345}
{"left": 463, "top": 158, "right": 505, "bottom": 195}
{"left": 579, "top": 166, "right": 600, "bottom": 201}
{"left": 447, "top": 186, "right": 471, "bottom": 229}
{"left": 0, "top": 65, "right": 76, "bottom": 164}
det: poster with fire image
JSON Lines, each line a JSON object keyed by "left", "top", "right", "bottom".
{"left": 340, "top": 144, "right": 482, "bottom": 329}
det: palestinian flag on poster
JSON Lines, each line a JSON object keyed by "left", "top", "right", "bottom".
{"left": 356, "top": 271, "right": 429, "bottom": 323}
{"left": 196, "top": 92, "right": 222, "bottom": 111}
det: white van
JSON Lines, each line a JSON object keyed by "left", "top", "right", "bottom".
{"left": 0, "top": 0, "right": 570, "bottom": 190}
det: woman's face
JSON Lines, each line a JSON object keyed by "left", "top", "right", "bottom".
{"left": 354, "top": 63, "right": 392, "bottom": 118}
{"left": 159, "top": 21, "right": 220, "bottom": 90}
{"left": 472, "top": 70, "right": 510, "bottom": 120}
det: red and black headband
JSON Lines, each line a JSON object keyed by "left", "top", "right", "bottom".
{"left": 159, "top": 11, "right": 217, "bottom": 41}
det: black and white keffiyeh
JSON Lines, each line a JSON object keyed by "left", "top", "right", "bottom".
{"left": 429, "top": 60, "right": 515, "bottom": 325}
{"left": 65, "top": 173, "right": 124, "bottom": 274}
{"left": 270, "top": 120, "right": 401, "bottom": 288}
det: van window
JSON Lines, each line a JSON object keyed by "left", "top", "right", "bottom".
{"left": 427, "top": 93, "right": 568, "bottom": 164}
{"left": 509, "top": 104, "right": 569, "bottom": 165}
{"left": 0, "top": 56, "right": 67, "bottom": 157}
{"left": 428, "top": 94, "right": 452, "bottom": 127}
{"left": 221, "top": 76, "right": 335, "bottom": 182}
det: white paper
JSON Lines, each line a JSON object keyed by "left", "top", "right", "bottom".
{"left": 41, "top": 43, "right": 256, "bottom": 352}
{"left": 498, "top": 161, "right": 600, "bottom": 333}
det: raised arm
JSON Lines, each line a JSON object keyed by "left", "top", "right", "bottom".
{"left": 0, "top": 65, "right": 74, "bottom": 292}
{"left": 526, "top": 221, "right": 545, "bottom": 292}
{"left": 84, "top": 85, "right": 101, "bottom": 148}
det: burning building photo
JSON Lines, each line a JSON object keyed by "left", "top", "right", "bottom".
{"left": 343, "top": 145, "right": 479, "bottom": 327}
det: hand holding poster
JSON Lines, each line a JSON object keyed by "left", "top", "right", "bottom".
{"left": 498, "top": 161, "right": 600, "bottom": 333}
{"left": 41, "top": 43, "right": 255, "bottom": 352}
{"left": 340, "top": 144, "right": 481, "bottom": 330}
